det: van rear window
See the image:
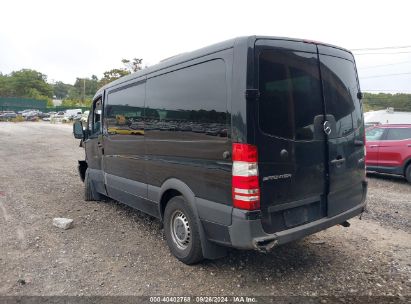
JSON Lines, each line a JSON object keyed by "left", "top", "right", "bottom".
{"left": 320, "top": 55, "right": 362, "bottom": 138}
{"left": 258, "top": 50, "right": 323, "bottom": 140}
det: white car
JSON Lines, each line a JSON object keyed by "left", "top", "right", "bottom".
{"left": 80, "top": 111, "right": 90, "bottom": 123}
{"left": 22, "top": 110, "right": 39, "bottom": 117}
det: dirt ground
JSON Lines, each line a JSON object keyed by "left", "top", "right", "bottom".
{"left": 0, "top": 122, "right": 410, "bottom": 297}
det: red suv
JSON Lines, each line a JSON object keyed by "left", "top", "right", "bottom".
{"left": 365, "top": 124, "right": 411, "bottom": 182}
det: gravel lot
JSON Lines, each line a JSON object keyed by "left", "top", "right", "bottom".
{"left": 0, "top": 122, "right": 410, "bottom": 297}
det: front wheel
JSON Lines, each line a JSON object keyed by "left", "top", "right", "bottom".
{"left": 405, "top": 164, "right": 411, "bottom": 183}
{"left": 164, "top": 196, "right": 204, "bottom": 264}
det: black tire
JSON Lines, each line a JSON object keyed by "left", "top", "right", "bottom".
{"left": 164, "top": 196, "right": 204, "bottom": 264}
{"left": 405, "top": 164, "right": 411, "bottom": 183}
{"left": 84, "top": 169, "right": 102, "bottom": 201}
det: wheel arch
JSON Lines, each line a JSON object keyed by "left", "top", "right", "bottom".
{"left": 403, "top": 157, "right": 411, "bottom": 176}
{"left": 157, "top": 178, "right": 228, "bottom": 260}
{"left": 158, "top": 178, "right": 197, "bottom": 222}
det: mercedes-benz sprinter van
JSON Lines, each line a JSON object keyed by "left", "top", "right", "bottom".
{"left": 73, "top": 36, "right": 367, "bottom": 264}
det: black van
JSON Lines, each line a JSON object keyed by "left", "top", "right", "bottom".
{"left": 73, "top": 36, "right": 367, "bottom": 264}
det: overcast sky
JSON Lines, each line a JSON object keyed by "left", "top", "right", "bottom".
{"left": 1, "top": 0, "right": 410, "bottom": 93}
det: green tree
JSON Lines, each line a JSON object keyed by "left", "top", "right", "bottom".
{"left": 99, "top": 58, "right": 143, "bottom": 87}
{"left": 362, "top": 92, "right": 411, "bottom": 112}
{"left": 0, "top": 73, "right": 13, "bottom": 96}
{"left": 65, "top": 75, "right": 100, "bottom": 103}
{"left": 99, "top": 68, "right": 130, "bottom": 87}
{"left": 121, "top": 58, "right": 143, "bottom": 72}
{"left": 52, "top": 81, "right": 73, "bottom": 99}
{"left": 0, "top": 69, "right": 53, "bottom": 106}
{"left": 9, "top": 69, "right": 53, "bottom": 98}
{"left": 61, "top": 98, "right": 92, "bottom": 107}
{"left": 73, "top": 76, "right": 99, "bottom": 98}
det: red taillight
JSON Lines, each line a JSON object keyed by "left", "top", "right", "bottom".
{"left": 232, "top": 143, "right": 258, "bottom": 162}
{"left": 232, "top": 143, "right": 260, "bottom": 210}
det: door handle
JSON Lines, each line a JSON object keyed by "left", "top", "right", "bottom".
{"left": 369, "top": 145, "right": 379, "bottom": 148}
{"left": 407, "top": 144, "right": 411, "bottom": 147}
{"left": 354, "top": 140, "right": 364, "bottom": 146}
{"left": 330, "top": 157, "right": 345, "bottom": 165}
{"left": 97, "top": 142, "right": 103, "bottom": 148}
{"left": 222, "top": 151, "right": 231, "bottom": 159}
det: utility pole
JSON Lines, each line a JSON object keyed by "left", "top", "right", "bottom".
{"left": 82, "top": 78, "right": 86, "bottom": 103}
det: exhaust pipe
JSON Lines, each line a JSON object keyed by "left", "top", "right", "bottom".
{"left": 254, "top": 238, "right": 278, "bottom": 253}
{"left": 340, "top": 220, "right": 350, "bottom": 227}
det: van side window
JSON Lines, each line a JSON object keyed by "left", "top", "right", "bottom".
{"left": 386, "top": 128, "right": 411, "bottom": 140}
{"left": 146, "top": 59, "right": 228, "bottom": 134}
{"left": 106, "top": 82, "right": 145, "bottom": 138}
{"left": 88, "top": 110, "right": 92, "bottom": 133}
{"left": 89, "top": 98, "right": 102, "bottom": 136}
{"left": 258, "top": 50, "right": 323, "bottom": 140}
{"left": 320, "top": 56, "right": 361, "bottom": 138}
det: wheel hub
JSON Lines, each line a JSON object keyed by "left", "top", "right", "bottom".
{"left": 170, "top": 211, "right": 191, "bottom": 249}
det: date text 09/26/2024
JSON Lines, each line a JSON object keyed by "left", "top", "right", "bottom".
{"left": 149, "top": 296, "right": 257, "bottom": 303}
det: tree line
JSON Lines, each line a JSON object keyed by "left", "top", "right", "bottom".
{"left": 0, "top": 58, "right": 143, "bottom": 108}
{"left": 0, "top": 69, "right": 54, "bottom": 106}
{"left": 362, "top": 92, "right": 411, "bottom": 112}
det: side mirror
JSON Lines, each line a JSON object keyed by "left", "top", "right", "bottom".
{"left": 73, "top": 121, "right": 84, "bottom": 139}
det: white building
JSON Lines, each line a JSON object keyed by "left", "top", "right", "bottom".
{"left": 364, "top": 108, "right": 411, "bottom": 125}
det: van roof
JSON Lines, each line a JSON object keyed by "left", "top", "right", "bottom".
{"left": 94, "top": 36, "right": 353, "bottom": 98}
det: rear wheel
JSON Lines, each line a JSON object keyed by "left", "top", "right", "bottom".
{"left": 164, "top": 196, "right": 203, "bottom": 264}
{"left": 84, "top": 169, "right": 102, "bottom": 201}
{"left": 405, "top": 164, "right": 411, "bottom": 183}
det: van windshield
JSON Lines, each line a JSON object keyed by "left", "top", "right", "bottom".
{"left": 258, "top": 50, "right": 323, "bottom": 140}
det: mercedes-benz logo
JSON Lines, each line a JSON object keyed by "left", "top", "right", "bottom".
{"left": 323, "top": 121, "right": 332, "bottom": 135}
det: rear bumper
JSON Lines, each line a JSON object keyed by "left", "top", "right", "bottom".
{"left": 228, "top": 201, "right": 366, "bottom": 251}
{"left": 199, "top": 182, "right": 368, "bottom": 251}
